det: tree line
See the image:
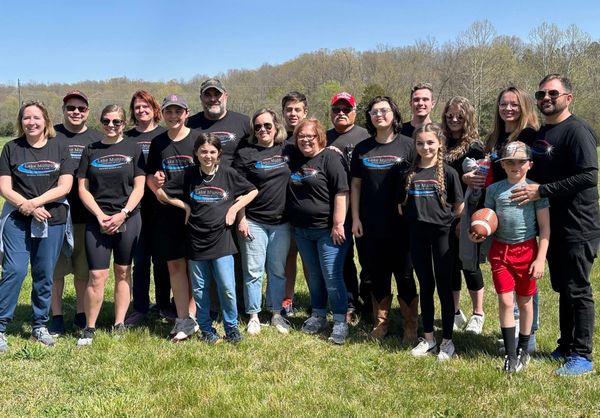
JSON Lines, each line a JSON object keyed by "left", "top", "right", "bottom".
{"left": 0, "top": 20, "right": 598, "bottom": 137}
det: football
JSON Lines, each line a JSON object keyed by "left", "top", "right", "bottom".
{"left": 470, "top": 208, "right": 498, "bottom": 238}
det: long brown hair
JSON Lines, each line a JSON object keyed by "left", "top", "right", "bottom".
{"left": 402, "top": 123, "right": 448, "bottom": 207}
{"left": 441, "top": 96, "right": 481, "bottom": 162}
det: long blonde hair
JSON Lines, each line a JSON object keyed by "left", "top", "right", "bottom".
{"left": 486, "top": 86, "right": 540, "bottom": 153}
{"left": 441, "top": 96, "right": 481, "bottom": 162}
{"left": 403, "top": 123, "right": 448, "bottom": 207}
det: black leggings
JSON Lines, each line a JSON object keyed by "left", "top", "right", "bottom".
{"left": 85, "top": 211, "right": 142, "bottom": 270}
{"left": 450, "top": 222, "right": 484, "bottom": 292}
{"left": 409, "top": 221, "right": 454, "bottom": 340}
{"left": 355, "top": 232, "right": 417, "bottom": 304}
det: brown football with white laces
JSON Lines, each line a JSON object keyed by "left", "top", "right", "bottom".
{"left": 470, "top": 208, "right": 498, "bottom": 237}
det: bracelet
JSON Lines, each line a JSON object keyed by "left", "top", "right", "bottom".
{"left": 120, "top": 208, "right": 131, "bottom": 217}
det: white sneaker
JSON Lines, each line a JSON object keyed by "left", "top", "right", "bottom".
{"left": 271, "top": 314, "right": 290, "bottom": 334}
{"left": 438, "top": 340, "right": 455, "bottom": 362}
{"left": 246, "top": 317, "right": 261, "bottom": 335}
{"left": 411, "top": 337, "right": 437, "bottom": 357}
{"left": 453, "top": 310, "right": 467, "bottom": 331}
{"left": 464, "top": 314, "right": 485, "bottom": 334}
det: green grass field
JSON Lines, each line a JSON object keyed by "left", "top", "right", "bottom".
{"left": 0, "top": 136, "right": 599, "bottom": 417}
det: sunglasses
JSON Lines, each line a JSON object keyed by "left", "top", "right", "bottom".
{"left": 254, "top": 123, "right": 273, "bottom": 132}
{"left": 534, "top": 90, "right": 568, "bottom": 101}
{"left": 65, "top": 105, "right": 88, "bottom": 112}
{"left": 331, "top": 106, "right": 355, "bottom": 114}
{"left": 101, "top": 118, "right": 124, "bottom": 127}
{"left": 445, "top": 113, "right": 464, "bottom": 121}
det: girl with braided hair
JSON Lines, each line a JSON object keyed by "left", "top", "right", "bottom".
{"left": 441, "top": 96, "right": 487, "bottom": 334}
{"left": 398, "top": 123, "right": 464, "bottom": 361}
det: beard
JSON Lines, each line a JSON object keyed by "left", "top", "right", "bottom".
{"left": 538, "top": 100, "right": 566, "bottom": 116}
{"left": 204, "top": 104, "right": 226, "bottom": 119}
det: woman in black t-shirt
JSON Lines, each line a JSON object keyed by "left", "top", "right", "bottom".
{"left": 232, "top": 109, "right": 292, "bottom": 335}
{"left": 158, "top": 134, "right": 257, "bottom": 344}
{"left": 350, "top": 96, "right": 418, "bottom": 343}
{"left": 0, "top": 101, "right": 74, "bottom": 350}
{"left": 441, "top": 96, "right": 486, "bottom": 334}
{"left": 76, "top": 105, "right": 145, "bottom": 346}
{"left": 287, "top": 118, "right": 351, "bottom": 345}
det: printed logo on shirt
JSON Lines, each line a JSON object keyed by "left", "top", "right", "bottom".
{"left": 255, "top": 155, "right": 288, "bottom": 170}
{"left": 361, "top": 155, "right": 403, "bottom": 169}
{"left": 211, "top": 131, "right": 237, "bottom": 145}
{"left": 68, "top": 144, "right": 85, "bottom": 161}
{"left": 91, "top": 154, "right": 132, "bottom": 169}
{"left": 138, "top": 141, "right": 151, "bottom": 156}
{"left": 408, "top": 179, "right": 438, "bottom": 196}
{"left": 190, "top": 186, "right": 228, "bottom": 202}
{"left": 530, "top": 139, "right": 554, "bottom": 159}
{"left": 290, "top": 167, "right": 319, "bottom": 184}
{"left": 17, "top": 160, "right": 60, "bottom": 176}
{"left": 162, "top": 155, "right": 194, "bottom": 172}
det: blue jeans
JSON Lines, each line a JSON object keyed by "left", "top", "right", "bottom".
{"left": 0, "top": 215, "right": 65, "bottom": 332}
{"left": 188, "top": 256, "right": 238, "bottom": 333}
{"left": 238, "top": 220, "right": 290, "bottom": 314}
{"left": 294, "top": 227, "right": 349, "bottom": 322}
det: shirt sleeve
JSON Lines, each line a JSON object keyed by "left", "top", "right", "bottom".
{"left": 0, "top": 141, "right": 12, "bottom": 176}
{"left": 145, "top": 139, "right": 160, "bottom": 175}
{"left": 230, "top": 169, "right": 256, "bottom": 198}
{"left": 134, "top": 146, "right": 146, "bottom": 177}
{"left": 325, "top": 151, "right": 349, "bottom": 194}
{"left": 77, "top": 145, "right": 91, "bottom": 179}
{"left": 59, "top": 143, "right": 76, "bottom": 176}
{"left": 484, "top": 183, "right": 497, "bottom": 210}
{"left": 446, "top": 168, "right": 464, "bottom": 204}
{"left": 349, "top": 144, "right": 362, "bottom": 179}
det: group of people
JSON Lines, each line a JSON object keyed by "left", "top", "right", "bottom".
{"left": 0, "top": 75, "right": 597, "bottom": 376}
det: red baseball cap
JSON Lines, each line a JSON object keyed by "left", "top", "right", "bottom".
{"left": 330, "top": 92, "right": 356, "bottom": 107}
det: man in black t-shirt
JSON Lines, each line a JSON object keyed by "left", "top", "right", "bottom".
{"left": 282, "top": 91, "right": 308, "bottom": 141}
{"left": 512, "top": 74, "right": 600, "bottom": 376}
{"left": 326, "top": 92, "right": 370, "bottom": 321}
{"left": 50, "top": 90, "right": 103, "bottom": 335}
{"left": 401, "top": 83, "right": 436, "bottom": 138}
{"left": 186, "top": 78, "right": 251, "bottom": 167}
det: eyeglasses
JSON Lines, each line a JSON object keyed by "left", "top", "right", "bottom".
{"left": 499, "top": 102, "right": 520, "bottom": 110}
{"left": 65, "top": 105, "right": 88, "bottom": 113}
{"left": 331, "top": 106, "right": 355, "bottom": 114}
{"left": 445, "top": 113, "right": 464, "bottom": 121}
{"left": 254, "top": 123, "right": 273, "bottom": 132}
{"left": 369, "top": 108, "right": 391, "bottom": 117}
{"left": 297, "top": 134, "right": 317, "bottom": 142}
{"left": 534, "top": 90, "right": 568, "bottom": 101}
{"left": 101, "top": 119, "right": 124, "bottom": 127}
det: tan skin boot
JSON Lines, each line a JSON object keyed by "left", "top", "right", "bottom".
{"left": 370, "top": 295, "right": 393, "bottom": 340}
{"left": 399, "top": 295, "right": 419, "bottom": 345}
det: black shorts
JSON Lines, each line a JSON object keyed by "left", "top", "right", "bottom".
{"left": 85, "top": 211, "right": 142, "bottom": 270}
{"left": 153, "top": 204, "right": 187, "bottom": 262}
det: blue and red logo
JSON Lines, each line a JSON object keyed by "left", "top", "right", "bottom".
{"left": 18, "top": 160, "right": 60, "bottom": 175}
{"left": 190, "top": 186, "right": 228, "bottom": 202}
{"left": 362, "top": 155, "right": 403, "bottom": 169}
{"left": 162, "top": 155, "right": 194, "bottom": 172}
{"left": 91, "top": 154, "right": 132, "bottom": 169}
{"left": 255, "top": 155, "right": 288, "bottom": 170}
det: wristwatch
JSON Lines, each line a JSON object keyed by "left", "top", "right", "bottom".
{"left": 120, "top": 208, "right": 131, "bottom": 217}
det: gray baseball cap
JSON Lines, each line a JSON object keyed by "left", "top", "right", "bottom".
{"left": 200, "top": 78, "right": 226, "bottom": 94}
{"left": 161, "top": 94, "right": 189, "bottom": 110}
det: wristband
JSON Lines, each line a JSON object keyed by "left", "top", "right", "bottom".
{"left": 120, "top": 208, "right": 131, "bottom": 217}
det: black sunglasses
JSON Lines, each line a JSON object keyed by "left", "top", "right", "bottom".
{"left": 534, "top": 90, "right": 567, "bottom": 101}
{"left": 101, "top": 118, "right": 124, "bottom": 127}
{"left": 65, "top": 105, "right": 88, "bottom": 112}
{"left": 254, "top": 123, "right": 273, "bottom": 132}
{"left": 331, "top": 106, "right": 355, "bottom": 114}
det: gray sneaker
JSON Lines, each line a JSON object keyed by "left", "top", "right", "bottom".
{"left": 124, "top": 311, "right": 147, "bottom": 327}
{"left": 328, "top": 321, "right": 349, "bottom": 345}
{"left": 301, "top": 315, "right": 328, "bottom": 335}
{"left": 171, "top": 317, "right": 198, "bottom": 342}
{"left": 0, "top": 332, "right": 7, "bottom": 353}
{"left": 77, "top": 327, "right": 96, "bottom": 347}
{"left": 31, "top": 327, "right": 55, "bottom": 347}
{"left": 271, "top": 314, "right": 290, "bottom": 335}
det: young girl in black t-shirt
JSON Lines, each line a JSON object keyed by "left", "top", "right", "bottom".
{"left": 398, "top": 123, "right": 464, "bottom": 361}
{"left": 76, "top": 105, "right": 145, "bottom": 345}
{"left": 158, "top": 134, "right": 257, "bottom": 344}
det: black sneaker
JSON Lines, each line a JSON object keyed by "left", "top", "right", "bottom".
{"left": 48, "top": 315, "right": 65, "bottom": 337}
{"left": 224, "top": 328, "right": 243, "bottom": 344}
{"left": 503, "top": 355, "right": 519, "bottom": 373}
{"left": 111, "top": 323, "right": 127, "bottom": 336}
{"left": 77, "top": 327, "right": 96, "bottom": 347}
{"left": 516, "top": 348, "right": 530, "bottom": 372}
{"left": 200, "top": 328, "right": 221, "bottom": 345}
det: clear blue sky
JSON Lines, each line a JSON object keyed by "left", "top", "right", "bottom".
{"left": 1, "top": 0, "right": 598, "bottom": 85}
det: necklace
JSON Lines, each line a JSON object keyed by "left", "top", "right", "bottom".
{"left": 201, "top": 165, "right": 219, "bottom": 183}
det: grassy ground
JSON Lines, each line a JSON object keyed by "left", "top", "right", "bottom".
{"left": 0, "top": 135, "right": 599, "bottom": 417}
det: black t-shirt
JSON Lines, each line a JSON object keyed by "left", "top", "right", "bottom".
{"left": 445, "top": 139, "right": 485, "bottom": 193}
{"left": 183, "top": 166, "right": 255, "bottom": 261}
{"left": 350, "top": 134, "right": 415, "bottom": 237}
{"left": 398, "top": 164, "right": 464, "bottom": 226}
{"left": 489, "top": 128, "right": 537, "bottom": 183}
{"left": 186, "top": 111, "right": 251, "bottom": 167}
{"left": 54, "top": 124, "right": 103, "bottom": 223}
{"left": 125, "top": 126, "right": 167, "bottom": 212}
{"left": 0, "top": 136, "right": 75, "bottom": 225}
{"left": 78, "top": 139, "right": 145, "bottom": 218}
{"left": 327, "top": 125, "right": 370, "bottom": 165}
{"left": 232, "top": 143, "right": 291, "bottom": 225}
{"left": 401, "top": 121, "right": 416, "bottom": 138}
{"left": 287, "top": 148, "right": 349, "bottom": 229}
{"left": 527, "top": 115, "right": 600, "bottom": 242}
{"left": 146, "top": 130, "right": 196, "bottom": 201}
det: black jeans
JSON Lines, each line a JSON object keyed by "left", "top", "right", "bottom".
{"left": 409, "top": 221, "right": 455, "bottom": 340}
{"left": 547, "top": 237, "right": 599, "bottom": 361}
